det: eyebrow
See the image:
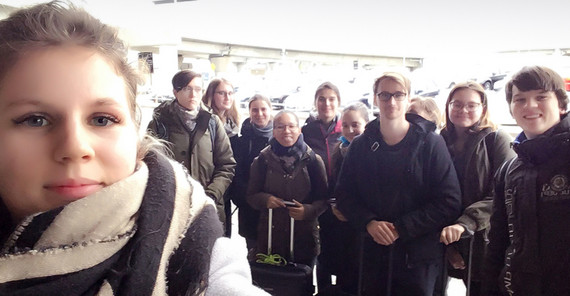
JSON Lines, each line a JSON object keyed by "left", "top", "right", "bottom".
{"left": 6, "top": 97, "right": 123, "bottom": 108}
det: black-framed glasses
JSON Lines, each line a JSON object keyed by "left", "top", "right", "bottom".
{"left": 449, "top": 101, "right": 482, "bottom": 112}
{"left": 376, "top": 91, "right": 407, "bottom": 101}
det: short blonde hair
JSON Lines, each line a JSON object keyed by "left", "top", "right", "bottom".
{"left": 373, "top": 72, "right": 412, "bottom": 96}
{"left": 409, "top": 96, "right": 442, "bottom": 128}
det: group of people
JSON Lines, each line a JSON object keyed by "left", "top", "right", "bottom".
{"left": 0, "top": 2, "right": 569, "bottom": 296}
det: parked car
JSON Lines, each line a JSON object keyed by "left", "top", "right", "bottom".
{"left": 478, "top": 73, "right": 508, "bottom": 90}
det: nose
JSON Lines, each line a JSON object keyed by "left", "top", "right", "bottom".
{"left": 349, "top": 126, "right": 355, "bottom": 133}
{"left": 53, "top": 120, "right": 94, "bottom": 163}
{"left": 526, "top": 98, "right": 539, "bottom": 108}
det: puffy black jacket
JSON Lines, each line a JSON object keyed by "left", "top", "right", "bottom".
{"left": 484, "top": 114, "right": 570, "bottom": 295}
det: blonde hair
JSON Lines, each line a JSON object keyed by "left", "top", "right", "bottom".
{"left": 373, "top": 72, "right": 412, "bottom": 97}
{"left": 408, "top": 96, "right": 442, "bottom": 128}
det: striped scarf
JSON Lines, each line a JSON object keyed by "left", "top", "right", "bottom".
{"left": 0, "top": 152, "right": 223, "bottom": 295}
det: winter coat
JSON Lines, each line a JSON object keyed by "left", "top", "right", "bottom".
{"left": 146, "top": 100, "right": 236, "bottom": 226}
{"left": 484, "top": 114, "right": 570, "bottom": 296}
{"left": 302, "top": 114, "right": 342, "bottom": 179}
{"left": 227, "top": 118, "right": 272, "bottom": 240}
{"left": 336, "top": 113, "right": 462, "bottom": 265}
{"left": 440, "top": 127, "right": 515, "bottom": 281}
{"left": 318, "top": 141, "right": 360, "bottom": 291}
{"left": 247, "top": 145, "right": 328, "bottom": 266}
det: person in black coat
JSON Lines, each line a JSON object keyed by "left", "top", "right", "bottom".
{"left": 227, "top": 94, "right": 273, "bottom": 250}
{"left": 483, "top": 66, "right": 570, "bottom": 295}
{"left": 336, "top": 72, "right": 461, "bottom": 296}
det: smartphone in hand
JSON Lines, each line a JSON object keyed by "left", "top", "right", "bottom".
{"left": 283, "top": 200, "right": 300, "bottom": 207}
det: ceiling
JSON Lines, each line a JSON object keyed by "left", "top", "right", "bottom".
{"left": 2, "top": 0, "right": 570, "bottom": 60}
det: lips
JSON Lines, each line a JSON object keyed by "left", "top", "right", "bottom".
{"left": 45, "top": 178, "right": 104, "bottom": 201}
{"left": 524, "top": 114, "right": 541, "bottom": 119}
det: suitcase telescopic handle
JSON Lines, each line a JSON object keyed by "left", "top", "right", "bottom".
{"left": 266, "top": 208, "right": 296, "bottom": 261}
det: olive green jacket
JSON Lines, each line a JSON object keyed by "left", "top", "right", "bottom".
{"left": 147, "top": 100, "right": 236, "bottom": 225}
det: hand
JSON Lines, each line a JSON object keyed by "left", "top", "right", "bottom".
{"left": 287, "top": 200, "right": 305, "bottom": 220}
{"left": 331, "top": 205, "right": 347, "bottom": 222}
{"left": 366, "top": 220, "right": 399, "bottom": 246}
{"left": 266, "top": 196, "right": 285, "bottom": 209}
{"left": 440, "top": 224, "right": 466, "bottom": 245}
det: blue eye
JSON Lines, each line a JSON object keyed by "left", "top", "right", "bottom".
{"left": 91, "top": 115, "right": 118, "bottom": 126}
{"left": 14, "top": 115, "right": 49, "bottom": 127}
{"left": 27, "top": 116, "right": 48, "bottom": 127}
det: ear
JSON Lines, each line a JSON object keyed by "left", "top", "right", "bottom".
{"left": 172, "top": 89, "right": 177, "bottom": 98}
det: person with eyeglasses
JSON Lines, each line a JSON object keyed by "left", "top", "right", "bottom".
{"left": 335, "top": 72, "right": 461, "bottom": 295}
{"left": 436, "top": 82, "right": 515, "bottom": 296}
{"left": 148, "top": 70, "right": 236, "bottom": 231}
{"left": 483, "top": 66, "right": 570, "bottom": 296}
{"left": 247, "top": 110, "right": 328, "bottom": 269}
{"left": 202, "top": 78, "right": 241, "bottom": 236}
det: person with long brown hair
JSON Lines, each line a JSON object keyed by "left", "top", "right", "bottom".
{"left": 438, "top": 81, "right": 515, "bottom": 295}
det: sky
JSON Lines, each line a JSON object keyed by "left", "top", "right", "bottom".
{"left": 2, "top": 0, "right": 569, "bottom": 60}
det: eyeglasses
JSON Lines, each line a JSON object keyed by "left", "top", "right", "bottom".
{"left": 274, "top": 124, "right": 298, "bottom": 131}
{"left": 449, "top": 101, "right": 482, "bottom": 112}
{"left": 216, "top": 91, "right": 234, "bottom": 97}
{"left": 180, "top": 86, "right": 202, "bottom": 93}
{"left": 376, "top": 91, "right": 407, "bottom": 101}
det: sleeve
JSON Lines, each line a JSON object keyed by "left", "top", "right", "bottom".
{"left": 146, "top": 116, "right": 158, "bottom": 136}
{"left": 482, "top": 163, "right": 511, "bottom": 295}
{"left": 205, "top": 237, "right": 270, "bottom": 296}
{"left": 394, "top": 134, "right": 462, "bottom": 241}
{"left": 227, "top": 137, "right": 249, "bottom": 208}
{"left": 457, "top": 130, "right": 516, "bottom": 232}
{"left": 335, "top": 141, "right": 378, "bottom": 231}
{"left": 205, "top": 116, "right": 237, "bottom": 203}
{"left": 246, "top": 156, "right": 272, "bottom": 210}
{"left": 302, "top": 154, "right": 328, "bottom": 220}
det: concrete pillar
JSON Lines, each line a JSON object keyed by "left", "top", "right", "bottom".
{"left": 210, "top": 56, "right": 237, "bottom": 76}
{"left": 153, "top": 45, "right": 179, "bottom": 96}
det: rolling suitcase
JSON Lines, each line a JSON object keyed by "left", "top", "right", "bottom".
{"left": 439, "top": 231, "right": 475, "bottom": 296}
{"left": 250, "top": 208, "right": 314, "bottom": 296}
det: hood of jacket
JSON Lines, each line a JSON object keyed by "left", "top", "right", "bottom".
{"left": 513, "top": 113, "right": 570, "bottom": 165}
{"left": 363, "top": 113, "right": 436, "bottom": 140}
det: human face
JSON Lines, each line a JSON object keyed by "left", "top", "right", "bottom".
{"left": 273, "top": 113, "right": 300, "bottom": 147}
{"left": 375, "top": 79, "right": 409, "bottom": 120}
{"left": 0, "top": 46, "right": 139, "bottom": 221}
{"left": 341, "top": 110, "right": 366, "bottom": 143}
{"left": 249, "top": 99, "right": 271, "bottom": 128}
{"left": 174, "top": 77, "right": 203, "bottom": 111}
{"left": 448, "top": 88, "right": 484, "bottom": 132}
{"left": 213, "top": 82, "right": 234, "bottom": 113}
{"left": 510, "top": 86, "right": 564, "bottom": 139}
{"left": 408, "top": 103, "right": 432, "bottom": 122}
{"left": 316, "top": 88, "right": 339, "bottom": 123}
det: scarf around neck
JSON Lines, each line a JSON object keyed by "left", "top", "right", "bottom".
{"left": 0, "top": 152, "right": 223, "bottom": 295}
{"left": 251, "top": 119, "right": 273, "bottom": 139}
{"left": 269, "top": 134, "right": 308, "bottom": 170}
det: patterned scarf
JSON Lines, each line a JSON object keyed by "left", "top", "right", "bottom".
{"left": 0, "top": 152, "right": 223, "bottom": 295}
